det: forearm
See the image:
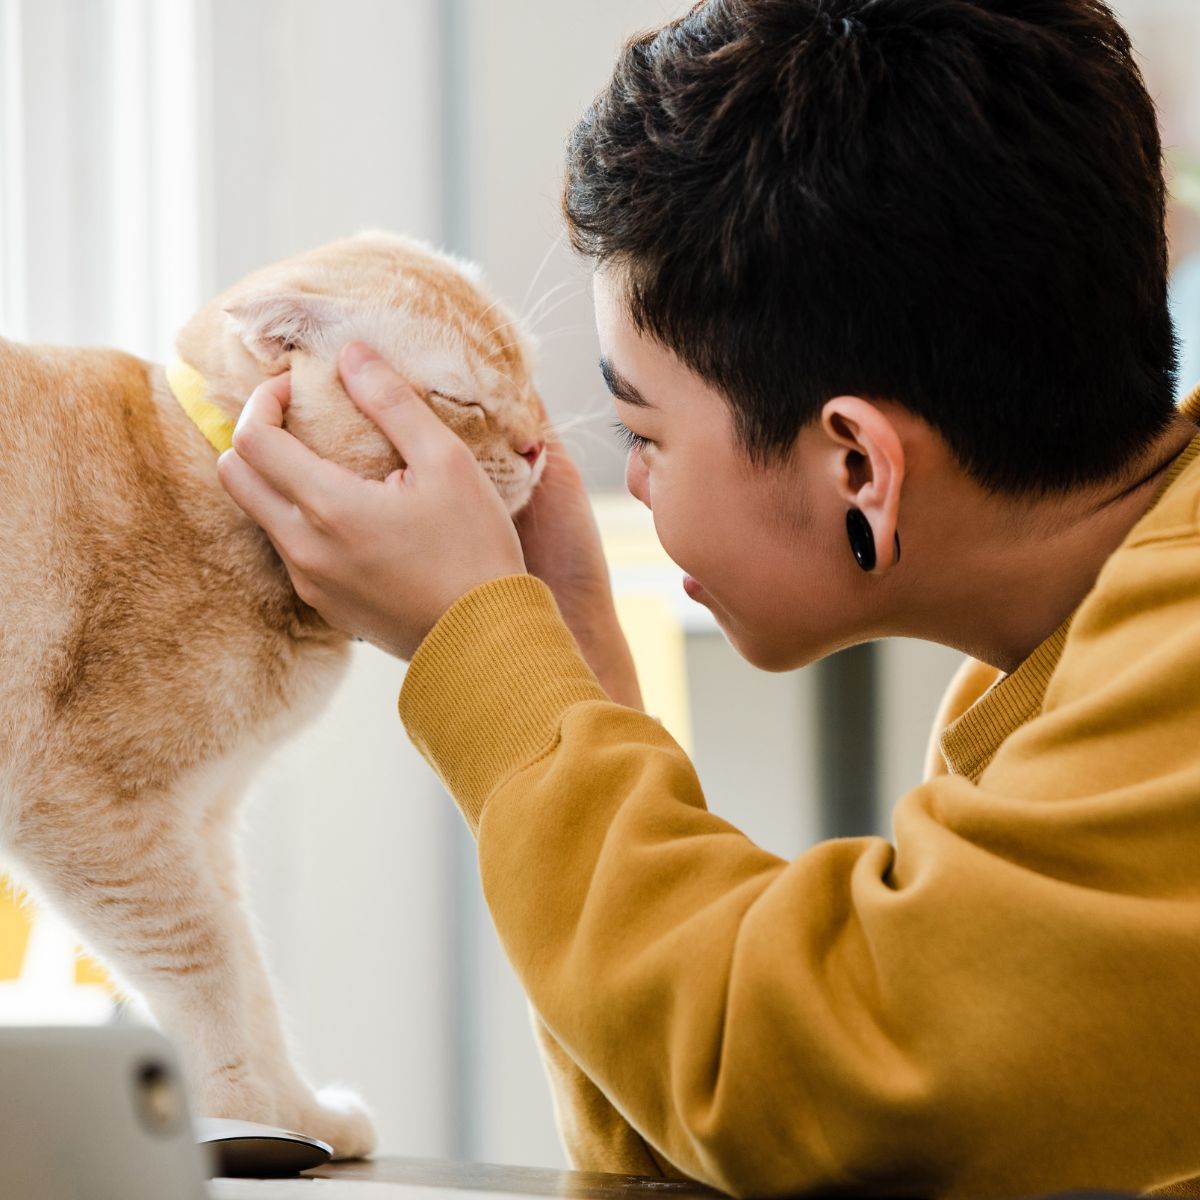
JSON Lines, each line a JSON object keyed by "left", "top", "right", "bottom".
{"left": 532, "top": 1014, "right": 682, "bottom": 1178}
{"left": 510, "top": 428, "right": 644, "bottom": 709}
{"left": 569, "top": 609, "right": 644, "bottom": 712}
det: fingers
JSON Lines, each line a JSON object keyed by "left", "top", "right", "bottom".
{"left": 244, "top": 370, "right": 292, "bottom": 420}
{"left": 537, "top": 438, "right": 586, "bottom": 493}
{"left": 339, "top": 342, "right": 459, "bottom": 465}
{"left": 230, "top": 374, "right": 356, "bottom": 514}
{"left": 216, "top": 445, "right": 302, "bottom": 542}
{"left": 215, "top": 452, "right": 318, "bottom": 602}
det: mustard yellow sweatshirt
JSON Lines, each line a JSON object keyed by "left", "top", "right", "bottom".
{"left": 400, "top": 389, "right": 1200, "bottom": 1199}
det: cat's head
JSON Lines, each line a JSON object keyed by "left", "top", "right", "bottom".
{"left": 175, "top": 232, "right": 545, "bottom": 514}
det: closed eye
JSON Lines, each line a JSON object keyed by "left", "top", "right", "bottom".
{"left": 430, "top": 392, "right": 486, "bottom": 420}
{"left": 611, "top": 419, "right": 651, "bottom": 453}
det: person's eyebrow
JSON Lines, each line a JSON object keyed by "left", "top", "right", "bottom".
{"left": 598, "top": 357, "right": 653, "bottom": 409}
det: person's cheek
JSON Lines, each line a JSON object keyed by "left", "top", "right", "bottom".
{"left": 625, "top": 450, "right": 651, "bottom": 509}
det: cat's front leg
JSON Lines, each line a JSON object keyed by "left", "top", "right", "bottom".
{"left": 198, "top": 803, "right": 376, "bottom": 1158}
{"left": 6, "top": 785, "right": 374, "bottom": 1159}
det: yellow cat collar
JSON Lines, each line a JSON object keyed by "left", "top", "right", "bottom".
{"left": 165, "top": 357, "right": 236, "bottom": 454}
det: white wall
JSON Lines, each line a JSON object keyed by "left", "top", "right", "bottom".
{"left": 204, "top": 0, "right": 443, "bottom": 295}
{"left": 875, "top": 640, "right": 967, "bottom": 823}
{"left": 0, "top": 0, "right": 203, "bottom": 353}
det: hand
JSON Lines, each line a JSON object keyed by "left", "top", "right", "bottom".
{"left": 216, "top": 342, "right": 526, "bottom": 661}
{"left": 515, "top": 418, "right": 644, "bottom": 710}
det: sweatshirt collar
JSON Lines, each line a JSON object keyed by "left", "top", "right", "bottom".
{"left": 939, "top": 382, "right": 1200, "bottom": 780}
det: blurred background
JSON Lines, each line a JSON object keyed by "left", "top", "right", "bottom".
{"left": 0, "top": 0, "right": 1196, "bottom": 1169}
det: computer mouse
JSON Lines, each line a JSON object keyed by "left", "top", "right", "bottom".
{"left": 193, "top": 1116, "right": 333, "bottom": 1177}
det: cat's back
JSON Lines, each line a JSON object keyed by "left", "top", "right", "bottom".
{"left": 0, "top": 341, "right": 165, "bottom": 747}
{"left": 0, "top": 338, "right": 348, "bottom": 787}
{"left": 0, "top": 337, "right": 163, "bottom": 591}
{"left": 0, "top": 336, "right": 159, "bottom": 519}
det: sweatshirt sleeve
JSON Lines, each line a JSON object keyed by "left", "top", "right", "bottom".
{"left": 399, "top": 569, "right": 1200, "bottom": 1199}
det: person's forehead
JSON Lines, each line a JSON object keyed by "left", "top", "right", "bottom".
{"left": 592, "top": 271, "right": 720, "bottom": 417}
{"left": 592, "top": 269, "right": 635, "bottom": 352}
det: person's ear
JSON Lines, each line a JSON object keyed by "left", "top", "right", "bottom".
{"left": 820, "top": 396, "right": 906, "bottom": 573}
{"left": 224, "top": 292, "right": 349, "bottom": 371}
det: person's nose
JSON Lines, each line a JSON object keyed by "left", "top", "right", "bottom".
{"left": 516, "top": 439, "right": 544, "bottom": 468}
{"left": 625, "top": 450, "right": 650, "bottom": 509}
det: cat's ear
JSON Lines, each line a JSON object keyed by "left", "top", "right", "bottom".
{"left": 223, "top": 292, "right": 349, "bottom": 369}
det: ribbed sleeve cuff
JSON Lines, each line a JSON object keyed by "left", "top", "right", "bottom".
{"left": 398, "top": 574, "right": 609, "bottom": 832}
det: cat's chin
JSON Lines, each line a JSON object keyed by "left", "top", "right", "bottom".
{"left": 503, "top": 488, "right": 537, "bottom": 517}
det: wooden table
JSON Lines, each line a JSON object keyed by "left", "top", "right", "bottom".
{"left": 208, "top": 1156, "right": 1152, "bottom": 1199}
{"left": 209, "top": 1155, "right": 720, "bottom": 1199}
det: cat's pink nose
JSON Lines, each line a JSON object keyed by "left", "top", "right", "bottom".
{"left": 518, "top": 440, "right": 544, "bottom": 468}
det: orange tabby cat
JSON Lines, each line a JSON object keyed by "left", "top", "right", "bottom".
{"left": 0, "top": 232, "right": 547, "bottom": 1157}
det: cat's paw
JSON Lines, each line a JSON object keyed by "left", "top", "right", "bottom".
{"left": 200, "top": 1067, "right": 283, "bottom": 1128}
{"left": 296, "top": 1087, "right": 376, "bottom": 1160}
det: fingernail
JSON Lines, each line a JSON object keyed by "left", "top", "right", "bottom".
{"left": 341, "top": 341, "right": 379, "bottom": 377}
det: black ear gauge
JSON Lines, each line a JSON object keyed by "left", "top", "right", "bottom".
{"left": 846, "top": 508, "right": 876, "bottom": 571}
{"left": 847, "top": 510, "right": 902, "bottom": 572}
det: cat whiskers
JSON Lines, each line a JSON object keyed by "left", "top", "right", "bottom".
{"left": 523, "top": 324, "right": 593, "bottom": 349}
{"left": 517, "top": 231, "right": 568, "bottom": 324}
{"left": 523, "top": 278, "right": 575, "bottom": 326}
{"left": 525, "top": 283, "right": 585, "bottom": 339}
{"left": 545, "top": 409, "right": 625, "bottom": 460}
{"left": 548, "top": 409, "right": 609, "bottom": 437}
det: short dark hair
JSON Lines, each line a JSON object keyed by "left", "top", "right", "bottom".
{"left": 564, "top": 0, "right": 1180, "bottom": 493}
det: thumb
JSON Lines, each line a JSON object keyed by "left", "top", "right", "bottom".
{"left": 338, "top": 341, "right": 455, "bottom": 463}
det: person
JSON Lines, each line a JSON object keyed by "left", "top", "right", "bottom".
{"left": 217, "top": 1, "right": 1200, "bottom": 1195}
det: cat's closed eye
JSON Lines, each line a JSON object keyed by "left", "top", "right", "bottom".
{"left": 429, "top": 391, "right": 486, "bottom": 422}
